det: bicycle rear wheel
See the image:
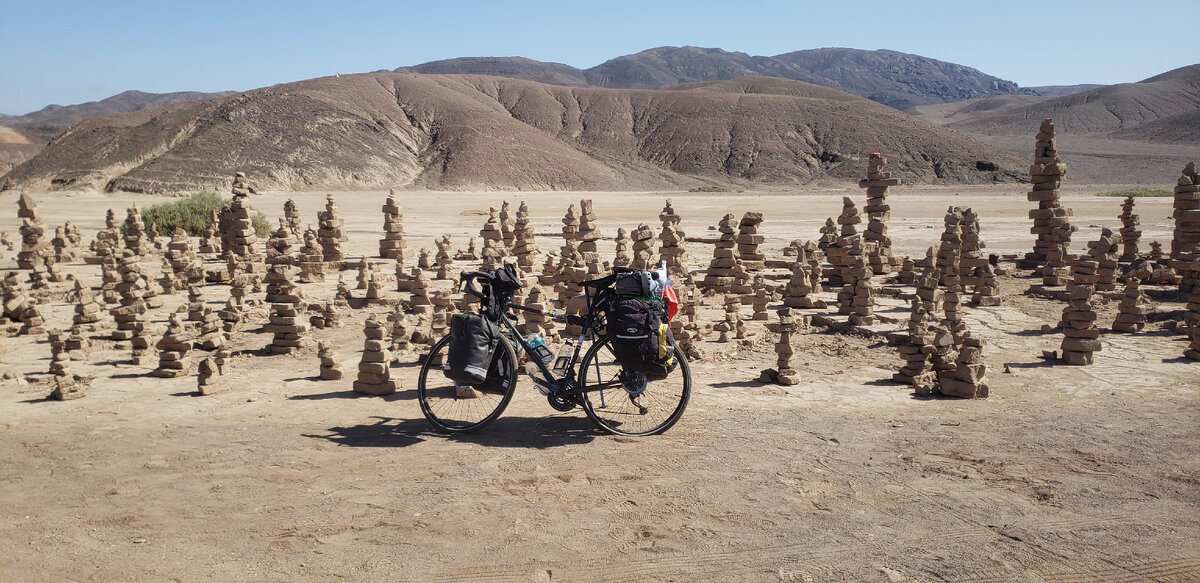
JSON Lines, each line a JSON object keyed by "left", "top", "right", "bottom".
{"left": 417, "top": 334, "right": 517, "bottom": 432}
{"left": 577, "top": 337, "right": 690, "bottom": 436}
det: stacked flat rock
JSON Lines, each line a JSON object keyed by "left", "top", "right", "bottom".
{"left": 826, "top": 198, "right": 862, "bottom": 287}
{"left": 894, "top": 298, "right": 939, "bottom": 386}
{"left": 47, "top": 332, "right": 85, "bottom": 400}
{"left": 671, "top": 286, "right": 703, "bottom": 361}
{"left": 658, "top": 199, "right": 688, "bottom": 276}
{"left": 736, "top": 212, "right": 765, "bottom": 271}
{"left": 553, "top": 249, "right": 588, "bottom": 337}
{"left": 560, "top": 203, "right": 580, "bottom": 244}
{"left": 434, "top": 235, "right": 453, "bottom": 280}
{"left": 500, "top": 201, "right": 516, "bottom": 249}
{"left": 749, "top": 275, "right": 771, "bottom": 320}
{"left": 1172, "top": 163, "right": 1200, "bottom": 261}
{"left": 1112, "top": 279, "right": 1151, "bottom": 333}
{"left": 122, "top": 206, "right": 149, "bottom": 257}
{"left": 387, "top": 304, "right": 412, "bottom": 354}
{"left": 297, "top": 227, "right": 325, "bottom": 282}
{"left": 783, "top": 249, "right": 825, "bottom": 309}
{"left": 858, "top": 153, "right": 901, "bottom": 273}
{"left": 817, "top": 218, "right": 838, "bottom": 251}
{"left": 1185, "top": 259, "right": 1200, "bottom": 360}
{"left": 162, "top": 228, "right": 202, "bottom": 294}
{"left": 408, "top": 268, "right": 433, "bottom": 315}
{"left": 354, "top": 314, "right": 397, "bottom": 395}
{"left": 198, "top": 210, "right": 220, "bottom": 255}
{"left": 938, "top": 334, "right": 989, "bottom": 399}
{"left": 521, "top": 286, "right": 556, "bottom": 341}
{"left": 73, "top": 287, "right": 108, "bottom": 331}
{"left": 538, "top": 253, "right": 558, "bottom": 286}
{"left": 87, "top": 209, "right": 124, "bottom": 263}
{"left": 218, "top": 276, "right": 249, "bottom": 334}
{"left": 759, "top": 308, "right": 800, "bottom": 385}
{"left": 478, "top": 206, "right": 504, "bottom": 252}
{"left": 960, "top": 208, "right": 1000, "bottom": 306}
{"left": 717, "top": 294, "right": 747, "bottom": 341}
{"left": 456, "top": 238, "right": 481, "bottom": 261}
{"left": 318, "top": 341, "right": 343, "bottom": 380}
{"left": 185, "top": 284, "right": 223, "bottom": 350}
{"left": 317, "top": 194, "right": 347, "bottom": 263}
{"left": 1026, "top": 119, "right": 1075, "bottom": 266}
{"left": 224, "top": 180, "right": 264, "bottom": 273}
{"left": 1059, "top": 256, "right": 1102, "bottom": 365}
{"left": 837, "top": 239, "right": 875, "bottom": 325}
{"left": 195, "top": 357, "right": 221, "bottom": 395}
{"left": 263, "top": 254, "right": 308, "bottom": 355}
{"left": 627, "top": 223, "right": 656, "bottom": 271}
{"left": 2, "top": 272, "right": 43, "bottom": 334}
{"left": 355, "top": 258, "right": 371, "bottom": 290}
{"left": 283, "top": 199, "right": 302, "bottom": 242}
{"left": 153, "top": 311, "right": 195, "bottom": 378}
{"left": 308, "top": 300, "right": 341, "bottom": 329}
{"left": 574, "top": 199, "right": 600, "bottom": 263}
{"left": 146, "top": 222, "right": 161, "bottom": 251}
{"left": 374, "top": 191, "right": 408, "bottom": 261}
{"left": 701, "top": 214, "right": 741, "bottom": 291}
{"left": 897, "top": 258, "right": 917, "bottom": 285}
{"left": 111, "top": 250, "right": 152, "bottom": 363}
{"left": 512, "top": 202, "right": 539, "bottom": 273}
{"left": 27, "top": 257, "right": 51, "bottom": 290}
{"left": 481, "top": 240, "right": 504, "bottom": 270}
{"left": 17, "top": 193, "right": 50, "bottom": 269}
{"left": 1086, "top": 227, "right": 1122, "bottom": 292}
{"left": 366, "top": 264, "right": 386, "bottom": 301}
{"left": 1119, "top": 197, "right": 1142, "bottom": 262}
{"left": 52, "top": 225, "right": 77, "bottom": 262}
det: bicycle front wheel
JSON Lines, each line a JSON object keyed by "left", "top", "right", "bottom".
{"left": 577, "top": 337, "right": 690, "bottom": 436}
{"left": 417, "top": 334, "right": 517, "bottom": 432}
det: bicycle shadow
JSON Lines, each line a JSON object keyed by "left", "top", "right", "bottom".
{"left": 304, "top": 414, "right": 599, "bottom": 449}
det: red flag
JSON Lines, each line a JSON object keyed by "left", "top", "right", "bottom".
{"left": 663, "top": 280, "right": 679, "bottom": 321}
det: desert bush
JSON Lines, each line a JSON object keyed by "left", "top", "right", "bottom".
{"left": 688, "top": 185, "right": 734, "bottom": 193}
{"left": 129, "top": 190, "right": 270, "bottom": 237}
{"left": 1096, "top": 188, "right": 1171, "bottom": 198}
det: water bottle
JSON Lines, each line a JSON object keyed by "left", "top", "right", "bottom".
{"left": 551, "top": 339, "right": 575, "bottom": 377}
{"left": 524, "top": 334, "right": 555, "bottom": 394}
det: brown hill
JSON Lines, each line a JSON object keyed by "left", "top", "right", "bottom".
{"left": 2, "top": 73, "right": 1026, "bottom": 193}
{"left": 6, "top": 89, "right": 236, "bottom": 144}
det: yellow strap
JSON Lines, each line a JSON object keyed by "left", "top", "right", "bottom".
{"left": 657, "top": 324, "right": 674, "bottom": 365}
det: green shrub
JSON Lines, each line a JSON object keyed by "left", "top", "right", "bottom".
{"left": 688, "top": 185, "right": 734, "bottom": 193}
{"left": 1096, "top": 188, "right": 1171, "bottom": 198}
{"left": 128, "top": 190, "right": 271, "bottom": 237}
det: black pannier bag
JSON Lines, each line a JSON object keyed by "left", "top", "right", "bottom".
{"left": 605, "top": 271, "right": 677, "bottom": 380}
{"left": 445, "top": 312, "right": 501, "bottom": 385}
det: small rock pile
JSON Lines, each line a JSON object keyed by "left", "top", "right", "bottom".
{"left": 782, "top": 247, "right": 824, "bottom": 309}
{"left": 629, "top": 223, "right": 656, "bottom": 271}
{"left": 759, "top": 308, "right": 800, "bottom": 386}
{"left": 480, "top": 207, "right": 505, "bottom": 258}
{"left": 713, "top": 295, "right": 745, "bottom": 342}
{"left": 701, "top": 214, "right": 741, "bottom": 292}
{"left": 88, "top": 209, "right": 124, "bottom": 263}
{"left": 658, "top": 199, "right": 688, "bottom": 277}
{"left": 1026, "top": 118, "right": 1075, "bottom": 265}
{"left": 264, "top": 265, "right": 308, "bottom": 355}
{"left": 198, "top": 210, "right": 220, "bottom": 255}
{"left": 111, "top": 250, "right": 153, "bottom": 364}
{"left": 354, "top": 314, "right": 396, "bottom": 395}
{"left": 1111, "top": 279, "right": 1151, "bottom": 333}
{"left": 379, "top": 189, "right": 412, "bottom": 261}
{"left": 73, "top": 287, "right": 108, "bottom": 331}
{"left": 283, "top": 199, "right": 303, "bottom": 241}
{"left": 560, "top": 203, "right": 580, "bottom": 247}
{"left": 749, "top": 275, "right": 771, "bottom": 320}
{"left": 317, "top": 341, "right": 343, "bottom": 380}
{"left": 1059, "top": 255, "right": 1101, "bottom": 365}
{"left": 520, "top": 286, "right": 556, "bottom": 341}
{"left": 162, "top": 228, "right": 202, "bottom": 294}
{"left": 297, "top": 227, "right": 325, "bottom": 282}
{"left": 2, "top": 272, "right": 43, "bottom": 334}
{"left": 434, "top": 235, "right": 454, "bottom": 280}
{"left": 17, "top": 193, "right": 50, "bottom": 269}
{"left": 858, "top": 153, "right": 901, "bottom": 273}
{"left": 318, "top": 194, "right": 347, "bottom": 263}
{"left": 196, "top": 357, "right": 221, "bottom": 395}
{"left": 153, "top": 311, "right": 195, "bottom": 378}
{"left": 122, "top": 206, "right": 149, "bottom": 257}
{"left": 960, "top": 208, "right": 1000, "bottom": 306}
{"left": 46, "top": 331, "right": 86, "bottom": 400}
{"left": 512, "top": 202, "right": 539, "bottom": 274}
{"left": 894, "top": 297, "right": 952, "bottom": 387}
{"left": 937, "top": 333, "right": 989, "bottom": 399}
{"left": 1086, "top": 227, "right": 1122, "bottom": 292}
{"left": 1119, "top": 196, "right": 1141, "bottom": 262}
{"left": 52, "top": 224, "right": 79, "bottom": 262}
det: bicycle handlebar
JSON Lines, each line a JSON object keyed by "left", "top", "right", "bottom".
{"left": 459, "top": 270, "right": 493, "bottom": 300}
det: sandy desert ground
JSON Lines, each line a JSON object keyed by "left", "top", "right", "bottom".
{"left": 1, "top": 185, "right": 1197, "bottom": 582}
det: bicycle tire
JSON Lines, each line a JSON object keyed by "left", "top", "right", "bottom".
{"left": 577, "top": 336, "right": 690, "bottom": 436}
{"left": 417, "top": 334, "right": 517, "bottom": 432}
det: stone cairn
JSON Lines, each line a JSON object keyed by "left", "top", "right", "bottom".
{"left": 87, "top": 209, "right": 124, "bottom": 264}
{"left": 783, "top": 246, "right": 824, "bottom": 309}
{"left": 521, "top": 286, "right": 556, "bottom": 341}
{"left": 187, "top": 284, "right": 225, "bottom": 351}
{"left": 961, "top": 208, "right": 1001, "bottom": 306}
{"left": 749, "top": 275, "right": 771, "bottom": 320}
{"left": 897, "top": 257, "right": 917, "bottom": 285}
{"left": 500, "top": 200, "right": 517, "bottom": 250}
{"left": 379, "top": 189, "right": 411, "bottom": 261}
{"left": 146, "top": 222, "right": 161, "bottom": 251}
{"left": 560, "top": 203, "right": 580, "bottom": 252}
{"left": 658, "top": 199, "right": 688, "bottom": 277}
{"left": 317, "top": 341, "right": 343, "bottom": 380}
{"left": 264, "top": 227, "right": 308, "bottom": 355}
{"left": 318, "top": 193, "right": 347, "bottom": 263}
{"left": 701, "top": 214, "right": 741, "bottom": 292}
{"left": 1173, "top": 163, "right": 1200, "bottom": 261}
{"left": 1119, "top": 197, "right": 1142, "bottom": 262}
{"left": 283, "top": 199, "right": 303, "bottom": 241}
{"left": 826, "top": 198, "right": 862, "bottom": 287}
{"left": 629, "top": 223, "right": 656, "bottom": 271}
{"left": 1059, "top": 255, "right": 1101, "bottom": 365}
{"left": 817, "top": 218, "right": 838, "bottom": 253}
{"left": 52, "top": 224, "right": 79, "bottom": 262}
{"left": 162, "top": 228, "right": 202, "bottom": 294}
{"left": 573, "top": 199, "right": 600, "bottom": 265}
{"left": 736, "top": 212, "right": 765, "bottom": 274}
{"left": 17, "top": 193, "right": 51, "bottom": 269}
{"left": 196, "top": 357, "right": 220, "bottom": 395}
{"left": 894, "top": 293, "right": 953, "bottom": 388}
{"left": 355, "top": 258, "right": 371, "bottom": 290}
{"left": 2, "top": 272, "right": 44, "bottom": 334}
{"left": 47, "top": 331, "right": 85, "bottom": 400}
{"left": 218, "top": 276, "right": 249, "bottom": 335}
{"left": 759, "top": 308, "right": 800, "bottom": 385}
{"left": 1183, "top": 258, "right": 1200, "bottom": 360}
{"left": 1111, "top": 279, "right": 1151, "bottom": 333}
{"left": 224, "top": 174, "right": 264, "bottom": 275}
{"left": 434, "top": 235, "right": 454, "bottom": 280}
{"left": 73, "top": 287, "right": 108, "bottom": 332}
{"left": 1086, "top": 227, "right": 1122, "bottom": 292}
{"left": 153, "top": 311, "right": 195, "bottom": 378}
{"left": 297, "top": 226, "right": 325, "bottom": 282}
{"left": 309, "top": 300, "right": 341, "bottom": 330}
{"left": 365, "top": 263, "right": 386, "bottom": 302}
{"left": 938, "top": 333, "right": 989, "bottom": 399}
{"left": 937, "top": 209, "right": 967, "bottom": 341}
{"left": 613, "top": 229, "right": 631, "bottom": 268}
{"left": 1025, "top": 119, "right": 1075, "bottom": 269}
{"left": 837, "top": 238, "right": 874, "bottom": 326}
{"left": 456, "top": 238, "right": 480, "bottom": 262}
{"left": 198, "top": 210, "right": 220, "bottom": 255}
{"left": 480, "top": 207, "right": 506, "bottom": 261}
{"left": 122, "top": 206, "right": 149, "bottom": 257}
{"left": 354, "top": 314, "right": 397, "bottom": 395}
{"left": 713, "top": 295, "right": 746, "bottom": 342}
{"left": 112, "top": 250, "right": 153, "bottom": 364}
{"left": 512, "top": 202, "right": 539, "bottom": 276}
{"left": 858, "top": 153, "right": 901, "bottom": 274}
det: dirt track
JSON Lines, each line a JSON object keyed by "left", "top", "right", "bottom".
{"left": 1, "top": 186, "right": 1198, "bottom": 582}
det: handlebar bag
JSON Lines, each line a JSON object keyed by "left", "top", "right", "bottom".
{"left": 605, "top": 296, "right": 677, "bottom": 380}
{"left": 445, "top": 312, "right": 501, "bottom": 385}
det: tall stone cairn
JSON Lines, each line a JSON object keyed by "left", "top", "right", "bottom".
{"left": 434, "top": 235, "right": 454, "bottom": 280}
{"left": 1026, "top": 118, "right": 1074, "bottom": 264}
{"left": 560, "top": 203, "right": 580, "bottom": 247}
{"left": 297, "top": 226, "right": 325, "bottom": 282}
{"left": 153, "top": 310, "right": 195, "bottom": 378}
{"left": 817, "top": 218, "right": 838, "bottom": 253}
{"left": 575, "top": 199, "right": 601, "bottom": 264}
{"left": 1111, "top": 279, "right": 1151, "bottom": 333}
{"left": 938, "top": 333, "right": 989, "bottom": 399}
{"left": 511, "top": 202, "right": 538, "bottom": 272}
{"left": 146, "top": 222, "right": 161, "bottom": 251}
{"left": 749, "top": 275, "right": 771, "bottom": 320}
{"left": 837, "top": 238, "right": 875, "bottom": 326}
{"left": 52, "top": 225, "right": 77, "bottom": 262}
{"left": 826, "top": 198, "right": 862, "bottom": 287}
{"left": 318, "top": 341, "right": 343, "bottom": 380}
{"left": 122, "top": 206, "right": 148, "bottom": 257}
{"left": 521, "top": 286, "right": 555, "bottom": 341}
{"left": 409, "top": 268, "right": 433, "bottom": 316}
{"left": 938, "top": 211, "right": 967, "bottom": 341}
{"left": 858, "top": 153, "right": 901, "bottom": 273}
{"left": 187, "top": 284, "right": 225, "bottom": 351}
{"left": 1172, "top": 163, "right": 1200, "bottom": 261}
{"left": 701, "top": 213, "right": 740, "bottom": 292}
{"left": 736, "top": 212, "right": 765, "bottom": 273}
{"left": 162, "top": 228, "right": 203, "bottom": 294}
{"left": 480, "top": 207, "right": 505, "bottom": 261}
{"left": 626, "top": 223, "right": 655, "bottom": 271}
{"left": 759, "top": 308, "right": 800, "bottom": 385}
{"left": 1086, "top": 227, "right": 1122, "bottom": 292}
{"left": 224, "top": 173, "right": 264, "bottom": 273}
{"left": 379, "top": 189, "right": 411, "bottom": 260}
{"left": 613, "top": 228, "right": 631, "bottom": 268}
{"left": 354, "top": 314, "right": 397, "bottom": 395}
{"left": 264, "top": 226, "right": 308, "bottom": 355}
{"left": 1059, "top": 255, "right": 1101, "bottom": 365}
{"left": 283, "top": 199, "right": 303, "bottom": 242}
{"left": 658, "top": 199, "right": 688, "bottom": 277}
{"left": 961, "top": 208, "right": 1000, "bottom": 306}
{"left": 17, "top": 193, "right": 50, "bottom": 269}
{"left": 499, "top": 200, "right": 516, "bottom": 250}
{"left": 317, "top": 193, "right": 346, "bottom": 263}
{"left": 1119, "top": 196, "right": 1142, "bottom": 262}
{"left": 111, "top": 249, "right": 153, "bottom": 364}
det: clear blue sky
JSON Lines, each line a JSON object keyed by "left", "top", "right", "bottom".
{"left": 2, "top": 0, "right": 1196, "bottom": 115}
